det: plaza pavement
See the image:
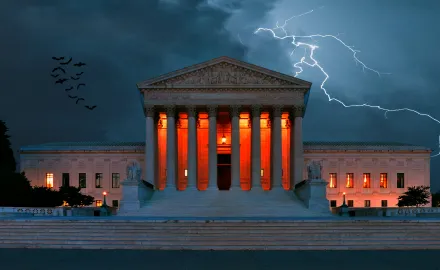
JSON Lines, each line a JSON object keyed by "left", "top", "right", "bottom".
{"left": 0, "top": 249, "right": 439, "bottom": 270}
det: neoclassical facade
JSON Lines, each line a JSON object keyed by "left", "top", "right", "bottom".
{"left": 19, "top": 56, "right": 432, "bottom": 216}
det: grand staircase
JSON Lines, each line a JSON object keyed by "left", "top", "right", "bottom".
{"left": 119, "top": 188, "right": 330, "bottom": 217}
{"left": 1, "top": 218, "right": 440, "bottom": 250}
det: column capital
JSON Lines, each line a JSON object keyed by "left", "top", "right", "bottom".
{"left": 271, "top": 104, "right": 283, "bottom": 118}
{"left": 230, "top": 105, "right": 241, "bottom": 117}
{"left": 207, "top": 105, "right": 217, "bottom": 117}
{"left": 187, "top": 105, "right": 197, "bottom": 118}
{"left": 251, "top": 104, "right": 262, "bottom": 117}
{"left": 144, "top": 106, "right": 155, "bottom": 117}
{"left": 292, "top": 105, "right": 305, "bottom": 117}
{"left": 165, "top": 105, "right": 176, "bottom": 116}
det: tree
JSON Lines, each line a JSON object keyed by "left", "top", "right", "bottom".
{"left": 397, "top": 186, "right": 431, "bottom": 207}
{"left": 0, "top": 171, "right": 33, "bottom": 207}
{"left": 432, "top": 192, "right": 440, "bottom": 207}
{"left": 59, "top": 186, "right": 94, "bottom": 207}
{"left": 31, "top": 186, "right": 64, "bottom": 207}
{"left": 0, "top": 120, "right": 16, "bottom": 172}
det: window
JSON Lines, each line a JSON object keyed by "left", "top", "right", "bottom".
{"left": 329, "top": 173, "right": 337, "bottom": 188}
{"left": 346, "top": 173, "right": 354, "bottom": 188}
{"left": 347, "top": 200, "right": 354, "bottom": 207}
{"left": 95, "top": 200, "right": 102, "bottom": 207}
{"left": 381, "top": 200, "right": 388, "bottom": 207}
{"left": 95, "top": 173, "right": 103, "bottom": 188}
{"left": 79, "top": 173, "right": 87, "bottom": 188}
{"left": 380, "top": 173, "right": 388, "bottom": 188}
{"left": 112, "top": 173, "right": 120, "bottom": 188}
{"left": 362, "top": 173, "right": 371, "bottom": 188}
{"left": 397, "top": 173, "right": 405, "bottom": 188}
{"left": 112, "top": 200, "right": 119, "bottom": 207}
{"left": 364, "top": 200, "right": 371, "bottom": 207}
{"left": 330, "top": 200, "right": 337, "bottom": 207}
{"left": 62, "top": 173, "right": 70, "bottom": 187}
{"left": 45, "top": 173, "right": 54, "bottom": 188}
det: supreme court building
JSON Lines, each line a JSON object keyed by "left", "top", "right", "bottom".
{"left": 20, "top": 56, "right": 432, "bottom": 217}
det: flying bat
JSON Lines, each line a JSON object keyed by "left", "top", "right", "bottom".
{"left": 64, "top": 87, "right": 73, "bottom": 92}
{"left": 76, "top": 72, "right": 84, "bottom": 76}
{"left": 85, "top": 105, "right": 97, "bottom": 110}
{"left": 76, "top": 98, "right": 85, "bottom": 104}
{"left": 51, "top": 74, "right": 59, "bottom": 78}
{"left": 52, "top": 67, "right": 66, "bottom": 74}
{"left": 60, "top": 57, "right": 72, "bottom": 65}
{"left": 76, "top": 83, "right": 86, "bottom": 90}
{"left": 52, "top": 56, "right": 65, "bottom": 61}
{"left": 70, "top": 76, "right": 80, "bottom": 80}
{"left": 68, "top": 95, "right": 78, "bottom": 99}
{"left": 73, "top": 62, "right": 86, "bottom": 67}
{"left": 55, "top": 78, "right": 68, "bottom": 84}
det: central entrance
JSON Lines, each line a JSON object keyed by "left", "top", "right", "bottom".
{"left": 217, "top": 154, "right": 231, "bottom": 190}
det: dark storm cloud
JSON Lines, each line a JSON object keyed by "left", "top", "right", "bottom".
{"left": 0, "top": 0, "right": 258, "bottom": 149}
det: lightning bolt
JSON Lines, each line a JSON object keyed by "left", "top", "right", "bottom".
{"left": 254, "top": 8, "right": 440, "bottom": 158}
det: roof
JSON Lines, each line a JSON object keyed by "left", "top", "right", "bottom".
{"left": 137, "top": 56, "right": 312, "bottom": 88}
{"left": 20, "top": 141, "right": 431, "bottom": 152}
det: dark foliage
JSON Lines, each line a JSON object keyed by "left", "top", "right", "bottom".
{"left": 397, "top": 185, "right": 431, "bottom": 207}
{"left": 59, "top": 186, "right": 94, "bottom": 207}
{"left": 0, "top": 171, "right": 32, "bottom": 206}
{"left": 31, "top": 186, "right": 64, "bottom": 207}
{"left": 0, "top": 120, "right": 16, "bottom": 172}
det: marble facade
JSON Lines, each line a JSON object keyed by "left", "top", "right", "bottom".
{"left": 19, "top": 56, "right": 432, "bottom": 214}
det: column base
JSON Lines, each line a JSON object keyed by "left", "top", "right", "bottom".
{"left": 205, "top": 186, "right": 218, "bottom": 191}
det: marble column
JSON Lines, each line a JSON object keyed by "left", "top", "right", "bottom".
{"left": 251, "top": 104, "right": 262, "bottom": 189}
{"left": 271, "top": 105, "right": 283, "bottom": 189}
{"left": 145, "top": 106, "right": 157, "bottom": 187}
{"left": 290, "top": 106, "right": 304, "bottom": 188}
{"left": 187, "top": 105, "right": 198, "bottom": 190}
{"left": 230, "top": 105, "right": 241, "bottom": 189}
{"left": 207, "top": 105, "right": 218, "bottom": 190}
{"left": 166, "top": 105, "right": 177, "bottom": 189}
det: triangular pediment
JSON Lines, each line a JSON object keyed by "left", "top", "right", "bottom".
{"left": 137, "top": 56, "right": 312, "bottom": 88}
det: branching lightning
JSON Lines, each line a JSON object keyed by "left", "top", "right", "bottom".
{"left": 254, "top": 8, "right": 440, "bottom": 158}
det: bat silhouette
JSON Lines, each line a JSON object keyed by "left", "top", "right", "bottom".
{"left": 51, "top": 74, "right": 59, "bottom": 78}
{"left": 64, "top": 87, "right": 73, "bottom": 92}
{"left": 76, "top": 83, "right": 86, "bottom": 90}
{"left": 52, "top": 67, "right": 66, "bottom": 74}
{"left": 55, "top": 78, "right": 68, "bottom": 84}
{"left": 76, "top": 98, "right": 85, "bottom": 104}
{"left": 60, "top": 57, "right": 72, "bottom": 65}
{"left": 52, "top": 56, "right": 65, "bottom": 61}
{"left": 76, "top": 72, "right": 84, "bottom": 76}
{"left": 73, "top": 62, "right": 86, "bottom": 67}
{"left": 70, "top": 76, "right": 80, "bottom": 80}
{"left": 85, "top": 105, "right": 97, "bottom": 110}
{"left": 68, "top": 95, "right": 78, "bottom": 99}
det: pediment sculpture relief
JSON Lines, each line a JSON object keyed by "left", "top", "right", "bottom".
{"left": 152, "top": 62, "right": 298, "bottom": 86}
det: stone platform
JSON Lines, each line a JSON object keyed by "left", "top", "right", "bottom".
{"left": 1, "top": 217, "right": 440, "bottom": 250}
{"left": 119, "top": 188, "right": 330, "bottom": 217}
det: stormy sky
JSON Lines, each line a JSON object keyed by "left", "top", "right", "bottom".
{"left": 1, "top": 0, "right": 439, "bottom": 191}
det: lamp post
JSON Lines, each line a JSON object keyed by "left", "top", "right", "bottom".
{"left": 100, "top": 191, "right": 110, "bottom": 216}
{"left": 339, "top": 192, "right": 349, "bottom": 217}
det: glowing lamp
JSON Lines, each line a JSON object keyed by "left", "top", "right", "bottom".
{"left": 221, "top": 134, "right": 226, "bottom": 144}
{"left": 103, "top": 191, "right": 107, "bottom": 196}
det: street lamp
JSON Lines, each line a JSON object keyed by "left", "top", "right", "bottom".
{"left": 100, "top": 191, "right": 110, "bottom": 216}
{"left": 102, "top": 191, "right": 108, "bottom": 207}
{"left": 339, "top": 192, "right": 349, "bottom": 217}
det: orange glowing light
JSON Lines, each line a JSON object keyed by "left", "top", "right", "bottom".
{"left": 343, "top": 192, "right": 346, "bottom": 195}
{"left": 221, "top": 135, "right": 226, "bottom": 144}
{"left": 103, "top": 191, "right": 107, "bottom": 196}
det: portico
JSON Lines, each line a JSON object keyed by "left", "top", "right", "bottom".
{"left": 137, "top": 56, "right": 312, "bottom": 192}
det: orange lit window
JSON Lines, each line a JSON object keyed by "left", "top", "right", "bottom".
{"left": 346, "top": 173, "right": 354, "bottom": 188}
{"left": 362, "top": 173, "right": 371, "bottom": 188}
{"left": 45, "top": 173, "right": 54, "bottom": 188}
{"left": 95, "top": 200, "right": 102, "bottom": 207}
{"left": 380, "top": 173, "right": 388, "bottom": 188}
{"left": 329, "top": 173, "right": 337, "bottom": 188}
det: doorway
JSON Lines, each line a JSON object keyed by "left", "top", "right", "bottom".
{"left": 217, "top": 154, "right": 231, "bottom": 190}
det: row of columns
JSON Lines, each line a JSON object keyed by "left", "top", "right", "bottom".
{"left": 144, "top": 105, "right": 304, "bottom": 191}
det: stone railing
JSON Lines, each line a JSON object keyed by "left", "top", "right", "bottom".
{"left": 0, "top": 207, "right": 64, "bottom": 216}
{"left": 332, "top": 206, "right": 440, "bottom": 217}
